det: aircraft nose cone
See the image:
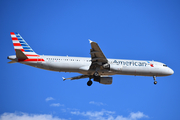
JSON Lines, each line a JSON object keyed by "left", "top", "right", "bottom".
{"left": 167, "top": 67, "right": 174, "bottom": 75}
{"left": 169, "top": 68, "right": 174, "bottom": 75}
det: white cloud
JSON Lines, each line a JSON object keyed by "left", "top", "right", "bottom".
{"left": 45, "top": 97, "right": 55, "bottom": 102}
{"left": 0, "top": 112, "right": 67, "bottom": 120}
{"left": 50, "top": 103, "right": 64, "bottom": 107}
{"left": 70, "top": 109, "right": 148, "bottom": 120}
{"left": 129, "top": 111, "right": 148, "bottom": 120}
{"left": 0, "top": 110, "right": 148, "bottom": 120}
{"left": 89, "top": 101, "right": 105, "bottom": 106}
{"left": 71, "top": 109, "right": 115, "bottom": 118}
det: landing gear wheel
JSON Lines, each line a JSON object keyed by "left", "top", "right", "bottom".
{"left": 87, "top": 80, "right": 93, "bottom": 86}
{"left": 154, "top": 81, "right": 157, "bottom": 85}
{"left": 153, "top": 76, "right": 157, "bottom": 85}
{"left": 94, "top": 72, "right": 99, "bottom": 77}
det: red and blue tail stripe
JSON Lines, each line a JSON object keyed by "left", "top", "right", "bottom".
{"left": 11, "top": 32, "right": 35, "bottom": 53}
{"left": 10, "top": 32, "right": 44, "bottom": 62}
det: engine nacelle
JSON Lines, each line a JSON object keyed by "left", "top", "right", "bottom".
{"left": 94, "top": 77, "right": 112, "bottom": 85}
{"left": 103, "top": 63, "right": 110, "bottom": 69}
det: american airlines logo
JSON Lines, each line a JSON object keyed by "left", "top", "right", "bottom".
{"left": 113, "top": 60, "right": 154, "bottom": 67}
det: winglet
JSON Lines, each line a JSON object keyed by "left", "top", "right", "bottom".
{"left": 88, "top": 39, "right": 93, "bottom": 43}
{"left": 62, "top": 77, "right": 66, "bottom": 81}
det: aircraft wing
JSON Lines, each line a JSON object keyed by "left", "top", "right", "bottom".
{"left": 63, "top": 75, "right": 89, "bottom": 81}
{"left": 63, "top": 40, "right": 108, "bottom": 81}
{"left": 89, "top": 40, "right": 108, "bottom": 70}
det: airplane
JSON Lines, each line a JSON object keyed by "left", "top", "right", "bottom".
{"left": 7, "top": 32, "right": 174, "bottom": 86}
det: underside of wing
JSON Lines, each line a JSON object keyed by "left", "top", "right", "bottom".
{"left": 89, "top": 40, "right": 108, "bottom": 64}
{"left": 63, "top": 75, "right": 89, "bottom": 81}
{"left": 89, "top": 40, "right": 109, "bottom": 71}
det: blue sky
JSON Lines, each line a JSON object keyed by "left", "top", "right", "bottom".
{"left": 1, "top": 0, "right": 180, "bottom": 120}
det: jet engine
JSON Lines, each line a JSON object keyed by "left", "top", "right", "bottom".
{"left": 102, "top": 63, "right": 110, "bottom": 69}
{"left": 94, "top": 77, "right": 112, "bottom": 85}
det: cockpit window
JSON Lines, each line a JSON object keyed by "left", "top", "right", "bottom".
{"left": 163, "top": 64, "right": 167, "bottom": 67}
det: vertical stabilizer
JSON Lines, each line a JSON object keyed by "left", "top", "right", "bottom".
{"left": 10, "top": 32, "right": 39, "bottom": 57}
{"left": 10, "top": 32, "right": 44, "bottom": 62}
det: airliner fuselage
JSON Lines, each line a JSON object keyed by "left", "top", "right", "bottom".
{"left": 8, "top": 55, "right": 173, "bottom": 77}
{"left": 8, "top": 32, "right": 174, "bottom": 86}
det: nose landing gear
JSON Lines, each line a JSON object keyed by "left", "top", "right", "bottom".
{"left": 153, "top": 76, "right": 157, "bottom": 85}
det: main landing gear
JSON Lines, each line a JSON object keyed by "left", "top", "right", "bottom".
{"left": 94, "top": 71, "right": 99, "bottom": 77}
{"left": 87, "top": 78, "right": 93, "bottom": 86}
{"left": 87, "top": 72, "right": 100, "bottom": 86}
{"left": 153, "top": 76, "right": 157, "bottom": 85}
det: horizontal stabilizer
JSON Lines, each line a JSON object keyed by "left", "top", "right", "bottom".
{"left": 16, "top": 49, "right": 28, "bottom": 59}
{"left": 8, "top": 60, "right": 17, "bottom": 64}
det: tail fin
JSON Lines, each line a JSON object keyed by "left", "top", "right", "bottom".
{"left": 10, "top": 32, "right": 45, "bottom": 62}
{"left": 10, "top": 32, "right": 40, "bottom": 58}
